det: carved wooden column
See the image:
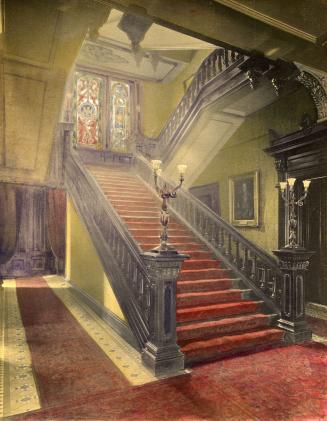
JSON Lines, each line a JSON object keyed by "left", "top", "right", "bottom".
{"left": 273, "top": 248, "right": 314, "bottom": 343}
{"left": 141, "top": 250, "right": 188, "bottom": 376}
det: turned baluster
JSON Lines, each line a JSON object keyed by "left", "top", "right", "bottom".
{"left": 217, "top": 51, "right": 223, "bottom": 72}
{"left": 228, "top": 50, "right": 233, "bottom": 65}
{"left": 213, "top": 52, "right": 217, "bottom": 74}
{"left": 242, "top": 247, "right": 249, "bottom": 274}
{"left": 132, "top": 267, "right": 138, "bottom": 290}
{"left": 259, "top": 266, "right": 267, "bottom": 290}
{"left": 207, "top": 56, "right": 212, "bottom": 80}
{"left": 205, "top": 58, "right": 211, "bottom": 82}
{"left": 220, "top": 229, "right": 225, "bottom": 251}
{"left": 203, "top": 217, "right": 209, "bottom": 239}
{"left": 209, "top": 221, "right": 215, "bottom": 246}
{"left": 215, "top": 226, "right": 220, "bottom": 249}
{"left": 198, "top": 68, "right": 204, "bottom": 89}
{"left": 224, "top": 49, "right": 229, "bottom": 67}
{"left": 198, "top": 212, "right": 203, "bottom": 234}
{"left": 235, "top": 240, "right": 240, "bottom": 268}
{"left": 225, "top": 233, "right": 232, "bottom": 259}
{"left": 208, "top": 57, "right": 213, "bottom": 80}
{"left": 251, "top": 255, "right": 258, "bottom": 283}
{"left": 211, "top": 53, "right": 217, "bottom": 76}
{"left": 270, "top": 274, "right": 277, "bottom": 300}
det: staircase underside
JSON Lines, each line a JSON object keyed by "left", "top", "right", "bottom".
{"left": 87, "top": 163, "right": 284, "bottom": 365}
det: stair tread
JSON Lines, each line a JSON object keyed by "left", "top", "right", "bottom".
{"left": 177, "top": 300, "right": 262, "bottom": 314}
{"left": 181, "top": 328, "right": 283, "bottom": 352}
{"left": 178, "top": 278, "right": 236, "bottom": 284}
{"left": 181, "top": 268, "right": 230, "bottom": 273}
{"left": 177, "top": 313, "right": 271, "bottom": 332}
{"left": 88, "top": 165, "right": 281, "bottom": 365}
{"left": 139, "top": 242, "right": 202, "bottom": 246}
{"left": 177, "top": 289, "right": 249, "bottom": 299}
{"left": 184, "top": 259, "right": 220, "bottom": 263}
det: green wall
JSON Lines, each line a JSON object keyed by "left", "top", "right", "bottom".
{"left": 193, "top": 87, "right": 316, "bottom": 254}
{"left": 141, "top": 49, "right": 214, "bottom": 137}
{"left": 66, "top": 198, "right": 125, "bottom": 320}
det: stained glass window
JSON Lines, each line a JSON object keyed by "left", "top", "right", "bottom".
{"left": 109, "top": 81, "right": 130, "bottom": 152}
{"left": 72, "top": 72, "right": 132, "bottom": 152}
{"left": 74, "top": 73, "right": 103, "bottom": 148}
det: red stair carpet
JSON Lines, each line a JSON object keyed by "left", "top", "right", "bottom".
{"left": 89, "top": 165, "right": 284, "bottom": 364}
{"left": 15, "top": 278, "right": 129, "bottom": 409}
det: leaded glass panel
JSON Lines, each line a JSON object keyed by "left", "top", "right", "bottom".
{"left": 74, "top": 73, "right": 103, "bottom": 148}
{"left": 109, "top": 81, "right": 130, "bottom": 152}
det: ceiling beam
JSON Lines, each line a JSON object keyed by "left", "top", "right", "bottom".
{"left": 92, "top": 0, "right": 327, "bottom": 72}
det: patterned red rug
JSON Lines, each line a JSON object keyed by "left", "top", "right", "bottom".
{"left": 14, "top": 278, "right": 129, "bottom": 408}
{"left": 10, "top": 278, "right": 327, "bottom": 420}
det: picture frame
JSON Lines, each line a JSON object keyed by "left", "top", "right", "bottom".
{"left": 189, "top": 183, "right": 221, "bottom": 215}
{"left": 229, "top": 171, "right": 259, "bottom": 227}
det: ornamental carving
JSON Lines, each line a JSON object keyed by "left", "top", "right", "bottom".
{"left": 279, "top": 260, "right": 310, "bottom": 271}
{"left": 296, "top": 70, "right": 327, "bottom": 121}
{"left": 274, "top": 157, "right": 287, "bottom": 173}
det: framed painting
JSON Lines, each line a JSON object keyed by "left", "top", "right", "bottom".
{"left": 189, "top": 183, "right": 221, "bottom": 215}
{"left": 229, "top": 171, "right": 259, "bottom": 227}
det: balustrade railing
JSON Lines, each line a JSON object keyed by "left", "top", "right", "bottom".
{"left": 137, "top": 48, "right": 244, "bottom": 160}
{"left": 135, "top": 153, "right": 283, "bottom": 314}
{"left": 64, "top": 134, "right": 151, "bottom": 349}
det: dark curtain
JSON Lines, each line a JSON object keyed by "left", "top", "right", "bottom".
{"left": 0, "top": 184, "right": 21, "bottom": 282}
{"left": 46, "top": 189, "right": 66, "bottom": 274}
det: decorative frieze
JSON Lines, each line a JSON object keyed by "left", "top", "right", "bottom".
{"left": 296, "top": 70, "right": 327, "bottom": 121}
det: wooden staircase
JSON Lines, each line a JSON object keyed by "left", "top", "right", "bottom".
{"left": 88, "top": 165, "right": 284, "bottom": 365}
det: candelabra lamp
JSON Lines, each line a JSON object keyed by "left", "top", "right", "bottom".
{"left": 151, "top": 160, "right": 187, "bottom": 254}
{"left": 279, "top": 177, "right": 311, "bottom": 249}
{"left": 141, "top": 160, "right": 189, "bottom": 376}
{"left": 274, "top": 177, "right": 315, "bottom": 343}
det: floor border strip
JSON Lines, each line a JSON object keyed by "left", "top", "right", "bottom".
{"left": 44, "top": 275, "right": 158, "bottom": 386}
{"left": 2, "top": 280, "right": 41, "bottom": 418}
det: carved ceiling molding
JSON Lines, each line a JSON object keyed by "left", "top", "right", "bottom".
{"left": 295, "top": 63, "right": 327, "bottom": 122}
{"left": 213, "top": 0, "right": 318, "bottom": 43}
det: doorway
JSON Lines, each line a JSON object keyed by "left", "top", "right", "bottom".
{"left": 303, "top": 177, "right": 327, "bottom": 305}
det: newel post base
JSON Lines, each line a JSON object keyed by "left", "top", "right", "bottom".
{"left": 273, "top": 248, "right": 315, "bottom": 343}
{"left": 141, "top": 249, "right": 189, "bottom": 376}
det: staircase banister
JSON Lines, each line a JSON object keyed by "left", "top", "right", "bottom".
{"left": 158, "top": 49, "right": 224, "bottom": 136}
{"left": 136, "top": 152, "right": 279, "bottom": 270}
{"left": 66, "top": 146, "right": 149, "bottom": 277}
{"left": 135, "top": 152, "right": 283, "bottom": 313}
{"left": 177, "top": 188, "right": 280, "bottom": 270}
{"left": 137, "top": 47, "right": 246, "bottom": 160}
{"left": 64, "top": 138, "right": 155, "bottom": 348}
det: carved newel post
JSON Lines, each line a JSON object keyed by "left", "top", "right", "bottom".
{"left": 274, "top": 177, "right": 315, "bottom": 343}
{"left": 142, "top": 250, "right": 188, "bottom": 375}
{"left": 273, "top": 248, "right": 314, "bottom": 343}
{"left": 141, "top": 160, "right": 189, "bottom": 375}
